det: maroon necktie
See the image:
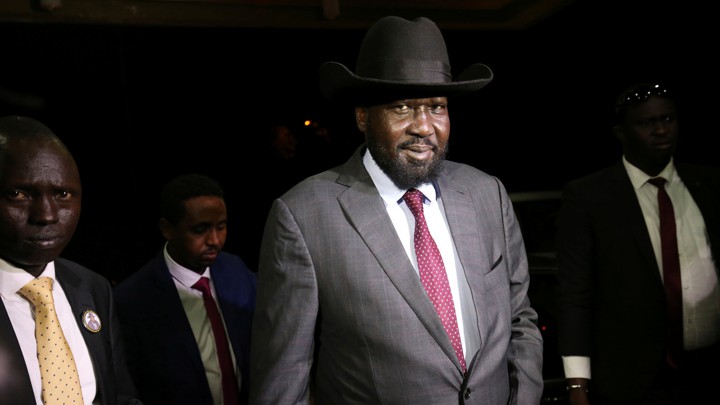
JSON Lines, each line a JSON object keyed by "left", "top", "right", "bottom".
{"left": 192, "top": 277, "right": 240, "bottom": 404}
{"left": 648, "top": 177, "right": 683, "bottom": 368}
{"left": 403, "top": 189, "right": 466, "bottom": 372}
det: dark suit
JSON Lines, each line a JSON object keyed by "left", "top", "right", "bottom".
{"left": 250, "top": 145, "right": 544, "bottom": 405}
{"left": 0, "top": 257, "right": 140, "bottom": 405}
{"left": 555, "top": 161, "right": 720, "bottom": 401}
{"left": 113, "top": 251, "right": 256, "bottom": 405}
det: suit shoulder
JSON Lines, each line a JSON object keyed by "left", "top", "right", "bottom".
{"left": 563, "top": 165, "right": 620, "bottom": 190}
{"left": 441, "top": 160, "right": 509, "bottom": 196}
{"left": 443, "top": 160, "right": 490, "bottom": 176}
{"left": 441, "top": 160, "right": 500, "bottom": 186}
{"left": 215, "top": 252, "right": 257, "bottom": 281}
{"left": 677, "top": 163, "right": 720, "bottom": 182}
{"left": 283, "top": 167, "right": 344, "bottom": 195}
{"left": 113, "top": 251, "right": 166, "bottom": 295}
{"left": 56, "top": 257, "right": 110, "bottom": 284}
{"left": 217, "top": 251, "right": 253, "bottom": 271}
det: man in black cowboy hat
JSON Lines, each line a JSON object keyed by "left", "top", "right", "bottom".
{"left": 249, "top": 16, "right": 544, "bottom": 405}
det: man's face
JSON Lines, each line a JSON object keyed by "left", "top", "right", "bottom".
{"left": 356, "top": 97, "right": 450, "bottom": 189}
{"left": 162, "top": 195, "right": 227, "bottom": 273}
{"left": 617, "top": 95, "right": 679, "bottom": 169}
{"left": 0, "top": 138, "right": 82, "bottom": 273}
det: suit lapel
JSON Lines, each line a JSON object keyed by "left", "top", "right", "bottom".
{"left": 209, "top": 257, "right": 244, "bottom": 369}
{"left": 55, "top": 262, "right": 108, "bottom": 400}
{"left": 607, "top": 164, "right": 662, "bottom": 280}
{"left": 148, "top": 257, "right": 208, "bottom": 373}
{"left": 0, "top": 300, "right": 36, "bottom": 403}
{"left": 336, "top": 149, "right": 461, "bottom": 370}
{"left": 437, "top": 176, "right": 489, "bottom": 289}
{"left": 435, "top": 175, "right": 487, "bottom": 359}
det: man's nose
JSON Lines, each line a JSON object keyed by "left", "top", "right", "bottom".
{"left": 409, "top": 108, "right": 434, "bottom": 137}
{"left": 30, "top": 195, "right": 59, "bottom": 225}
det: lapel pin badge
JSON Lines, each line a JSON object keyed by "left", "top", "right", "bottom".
{"left": 82, "top": 309, "right": 102, "bottom": 333}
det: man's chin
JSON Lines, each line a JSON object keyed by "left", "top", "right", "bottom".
{"left": 389, "top": 161, "right": 443, "bottom": 189}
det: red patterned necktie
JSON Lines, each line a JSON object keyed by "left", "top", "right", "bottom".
{"left": 192, "top": 277, "right": 240, "bottom": 404}
{"left": 648, "top": 177, "right": 683, "bottom": 368}
{"left": 403, "top": 188, "right": 466, "bottom": 372}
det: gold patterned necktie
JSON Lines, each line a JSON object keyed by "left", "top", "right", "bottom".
{"left": 19, "top": 277, "right": 85, "bottom": 404}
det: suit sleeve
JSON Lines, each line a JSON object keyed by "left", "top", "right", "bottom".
{"left": 103, "top": 276, "right": 143, "bottom": 405}
{"left": 554, "top": 181, "right": 595, "bottom": 357}
{"left": 499, "top": 182, "right": 545, "bottom": 405}
{"left": 249, "top": 198, "right": 318, "bottom": 404}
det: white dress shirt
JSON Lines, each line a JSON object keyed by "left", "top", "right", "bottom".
{"left": 0, "top": 257, "right": 98, "bottom": 405}
{"left": 164, "top": 244, "right": 239, "bottom": 405}
{"left": 362, "top": 149, "right": 468, "bottom": 358}
{"left": 563, "top": 157, "right": 720, "bottom": 379}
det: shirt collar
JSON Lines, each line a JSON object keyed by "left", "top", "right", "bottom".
{"left": 622, "top": 156, "right": 677, "bottom": 190}
{"left": 362, "top": 148, "right": 439, "bottom": 206}
{"left": 0, "top": 257, "right": 56, "bottom": 299}
{"left": 163, "top": 243, "right": 210, "bottom": 289}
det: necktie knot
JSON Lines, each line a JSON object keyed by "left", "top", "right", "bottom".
{"left": 403, "top": 189, "right": 425, "bottom": 217}
{"left": 192, "top": 276, "right": 212, "bottom": 296}
{"left": 19, "top": 277, "right": 55, "bottom": 307}
{"left": 648, "top": 177, "right": 667, "bottom": 188}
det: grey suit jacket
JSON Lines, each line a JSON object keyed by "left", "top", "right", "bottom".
{"left": 250, "top": 145, "right": 544, "bottom": 405}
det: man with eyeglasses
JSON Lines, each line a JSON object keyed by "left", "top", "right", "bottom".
{"left": 555, "top": 82, "right": 720, "bottom": 404}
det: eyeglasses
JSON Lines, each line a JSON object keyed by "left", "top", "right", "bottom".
{"left": 615, "top": 83, "right": 672, "bottom": 115}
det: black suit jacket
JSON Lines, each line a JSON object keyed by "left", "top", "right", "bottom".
{"left": 113, "top": 250, "right": 256, "bottom": 405}
{"left": 555, "top": 161, "right": 720, "bottom": 401}
{"left": 0, "top": 257, "right": 141, "bottom": 405}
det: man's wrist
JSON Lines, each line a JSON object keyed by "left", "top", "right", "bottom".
{"left": 566, "top": 383, "right": 588, "bottom": 392}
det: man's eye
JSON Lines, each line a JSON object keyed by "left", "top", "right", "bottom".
{"left": 394, "top": 105, "right": 411, "bottom": 113}
{"left": 6, "top": 190, "right": 28, "bottom": 200}
{"left": 430, "top": 105, "right": 446, "bottom": 113}
{"left": 56, "top": 191, "right": 72, "bottom": 200}
{"left": 192, "top": 226, "right": 209, "bottom": 234}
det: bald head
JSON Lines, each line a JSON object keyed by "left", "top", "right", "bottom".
{"left": 0, "top": 115, "right": 69, "bottom": 150}
{"left": 0, "top": 116, "right": 82, "bottom": 276}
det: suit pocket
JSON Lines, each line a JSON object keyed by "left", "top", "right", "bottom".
{"left": 484, "top": 254, "right": 504, "bottom": 290}
{"left": 490, "top": 254, "right": 503, "bottom": 270}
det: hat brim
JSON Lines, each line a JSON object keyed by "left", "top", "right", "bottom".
{"left": 319, "top": 61, "right": 493, "bottom": 104}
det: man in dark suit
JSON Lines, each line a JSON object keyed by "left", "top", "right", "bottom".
{"left": 113, "top": 173, "right": 256, "bottom": 405}
{"left": 0, "top": 115, "right": 140, "bottom": 404}
{"left": 556, "top": 82, "right": 720, "bottom": 404}
{"left": 249, "top": 16, "right": 544, "bottom": 405}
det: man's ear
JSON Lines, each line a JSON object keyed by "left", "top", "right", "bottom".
{"left": 158, "top": 218, "right": 173, "bottom": 241}
{"left": 355, "top": 107, "right": 367, "bottom": 133}
{"left": 612, "top": 125, "right": 624, "bottom": 142}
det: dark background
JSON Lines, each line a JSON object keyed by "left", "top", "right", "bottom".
{"left": 1, "top": 0, "right": 717, "bottom": 282}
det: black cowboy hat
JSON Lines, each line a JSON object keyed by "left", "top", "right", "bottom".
{"left": 319, "top": 16, "right": 493, "bottom": 104}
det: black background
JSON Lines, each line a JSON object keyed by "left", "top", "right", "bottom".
{"left": 1, "top": 0, "right": 717, "bottom": 282}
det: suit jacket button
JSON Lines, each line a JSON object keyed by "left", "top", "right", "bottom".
{"left": 463, "top": 388, "right": 471, "bottom": 400}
